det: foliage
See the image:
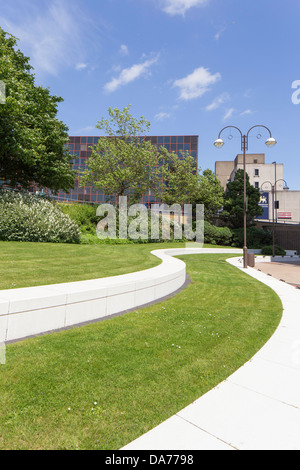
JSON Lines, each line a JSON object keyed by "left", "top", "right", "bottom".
{"left": 59, "top": 202, "right": 185, "bottom": 244}
{"left": 0, "top": 190, "right": 80, "bottom": 243}
{"left": 196, "top": 169, "right": 225, "bottom": 222}
{"left": 159, "top": 162, "right": 224, "bottom": 225}
{"left": 231, "top": 226, "right": 273, "bottom": 248}
{"left": 221, "top": 169, "right": 263, "bottom": 228}
{"left": 58, "top": 203, "right": 99, "bottom": 234}
{"left": 80, "top": 105, "right": 164, "bottom": 203}
{"left": 0, "top": 28, "right": 75, "bottom": 191}
{"left": 158, "top": 151, "right": 199, "bottom": 206}
{"left": 261, "top": 245, "right": 286, "bottom": 256}
{"left": 203, "top": 221, "right": 233, "bottom": 246}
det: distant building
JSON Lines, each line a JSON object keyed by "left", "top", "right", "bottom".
{"left": 215, "top": 154, "right": 284, "bottom": 191}
{"left": 215, "top": 154, "right": 300, "bottom": 224}
{"left": 51, "top": 135, "right": 198, "bottom": 206}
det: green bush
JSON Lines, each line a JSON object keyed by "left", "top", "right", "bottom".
{"left": 58, "top": 203, "right": 98, "bottom": 232}
{"left": 231, "top": 226, "right": 273, "bottom": 248}
{"left": 0, "top": 190, "right": 80, "bottom": 243}
{"left": 60, "top": 202, "right": 187, "bottom": 244}
{"left": 203, "top": 221, "right": 233, "bottom": 246}
{"left": 261, "top": 245, "right": 286, "bottom": 256}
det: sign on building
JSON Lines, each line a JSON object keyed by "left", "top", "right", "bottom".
{"left": 257, "top": 192, "right": 269, "bottom": 220}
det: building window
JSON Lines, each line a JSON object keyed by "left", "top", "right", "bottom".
{"left": 254, "top": 169, "right": 259, "bottom": 176}
{"left": 255, "top": 182, "right": 259, "bottom": 189}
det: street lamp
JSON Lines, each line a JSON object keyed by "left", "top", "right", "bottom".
{"left": 261, "top": 178, "right": 289, "bottom": 258}
{"left": 214, "top": 125, "right": 277, "bottom": 269}
{"left": 266, "top": 137, "right": 277, "bottom": 147}
{"left": 261, "top": 181, "right": 276, "bottom": 258}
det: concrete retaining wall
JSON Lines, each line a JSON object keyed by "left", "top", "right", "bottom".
{"left": 0, "top": 248, "right": 242, "bottom": 343}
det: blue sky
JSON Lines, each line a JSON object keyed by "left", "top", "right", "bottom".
{"left": 1, "top": 0, "right": 300, "bottom": 189}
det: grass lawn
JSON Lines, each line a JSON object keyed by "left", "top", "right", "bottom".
{"left": 0, "top": 240, "right": 235, "bottom": 290}
{"left": 0, "top": 252, "right": 282, "bottom": 450}
{"left": 0, "top": 241, "right": 178, "bottom": 290}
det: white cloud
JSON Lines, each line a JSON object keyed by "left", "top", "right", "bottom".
{"left": 104, "top": 54, "right": 160, "bottom": 93}
{"left": 223, "top": 108, "right": 235, "bottom": 121}
{"left": 240, "top": 109, "right": 253, "bottom": 116}
{"left": 76, "top": 63, "right": 88, "bottom": 71}
{"left": 155, "top": 112, "right": 172, "bottom": 121}
{"left": 206, "top": 92, "right": 230, "bottom": 111}
{"left": 173, "top": 67, "right": 221, "bottom": 101}
{"left": 120, "top": 44, "right": 129, "bottom": 56}
{"left": 0, "top": 0, "right": 93, "bottom": 77}
{"left": 214, "top": 27, "right": 227, "bottom": 41}
{"left": 161, "top": 0, "right": 209, "bottom": 16}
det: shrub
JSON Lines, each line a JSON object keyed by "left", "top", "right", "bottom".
{"left": 58, "top": 203, "right": 98, "bottom": 232}
{"left": 203, "top": 221, "right": 233, "bottom": 246}
{"left": 231, "top": 226, "right": 273, "bottom": 248}
{"left": 0, "top": 190, "right": 80, "bottom": 243}
{"left": 60, "top": 202, "right": 188, "bottom": 244}
{"left": 261, "top": 245, "right": 286, "bottom": 256}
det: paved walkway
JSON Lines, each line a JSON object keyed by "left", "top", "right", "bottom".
{"left": 255, "top": 260, "right": 300, "bottom": 288}
{"left": 123, "top": 255, "right": 300, "bottom": 451}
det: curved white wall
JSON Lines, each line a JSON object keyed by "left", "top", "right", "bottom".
{"left": 0, "top": 248, "right": 242, "bottom": 343}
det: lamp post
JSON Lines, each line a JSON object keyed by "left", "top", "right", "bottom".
{"left": 214, "top": 125, "right": 277, "bottom": 269}
{"left": 273, "top": 162, "right": 277, "bottom": 222}
{"left": 261, "top": 178, "right": 289, "bottom": 257}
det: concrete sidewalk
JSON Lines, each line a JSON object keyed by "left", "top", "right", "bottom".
{"left": 123, "top": 256, "right": 300, "bottom": 451}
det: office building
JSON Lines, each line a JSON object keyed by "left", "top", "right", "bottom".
{"left": 53, "top": 135, "right": 198, "bottom": 206}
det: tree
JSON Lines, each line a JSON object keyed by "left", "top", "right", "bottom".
{"left": 221, "top": 169, "right": 263, "bottom": 228}
{"left": 158, "top": 151, "right": 199, "bottom": 206}
{"left": 80, "top": 105, "right": 164, "bottom": 204}
{"left": 196, "top": 169, "right": 224, "bottom": 222}
{"left": 0, "top": 28, "right": 75, "bottom": 191}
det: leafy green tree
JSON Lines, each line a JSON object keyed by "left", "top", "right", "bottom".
{"left": 0, "top": 28, "right": 75, "bottom": 191}
{"left": 80, "top": 105, "right": 164, "bottom": 204}
{"left": 221, "top": 169, "right": 263, "bottom": 228}
{"left": 158, "top": 151, "right": 199, "bottom": 206}
{"left": 196, "top": 169, "right": 224, "bottom": 222}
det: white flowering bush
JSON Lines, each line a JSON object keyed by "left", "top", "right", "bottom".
{"left": 0, "top": 189, "right": 80, "bottom": 243}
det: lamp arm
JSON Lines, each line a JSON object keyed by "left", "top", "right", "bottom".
{"left": 247, "top": 125, "right": 273, "bottom": 138}
{"left": 218, "top": 126, "right": 243, "bottom": 139}
{"left": 275, "top": 179, "right": 289, "bottom": 190}
{"left": 261, "top": 181, "right": 273, "bottom": 191}
{"left": 275, "top": 178, "right": 287, "bottom": 185}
